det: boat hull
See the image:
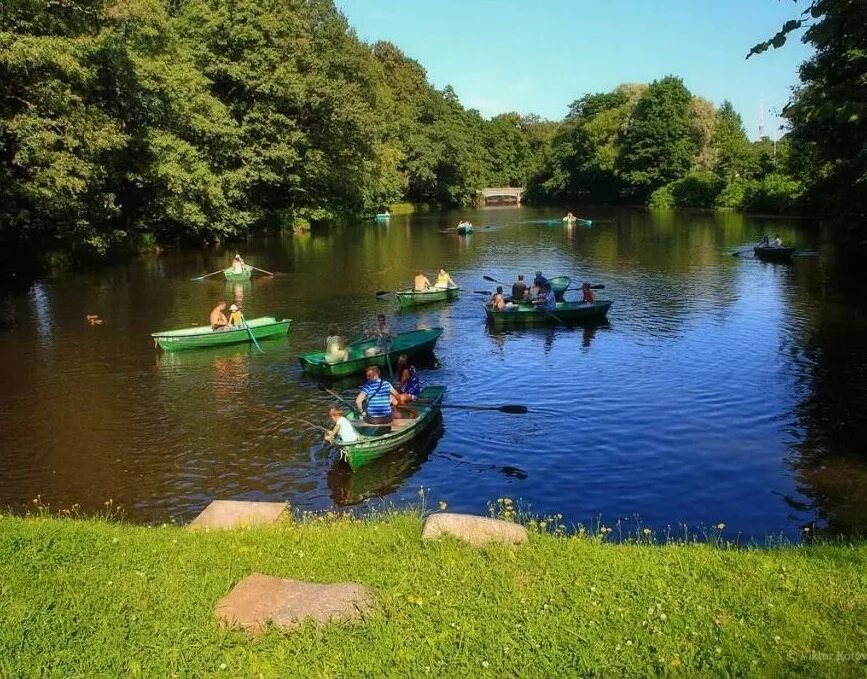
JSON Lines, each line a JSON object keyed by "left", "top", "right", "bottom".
{"left": 336, "top": 386, "right": 445, "bottom": 469}
{"left": 456, "top": 225, "right": 473, "bottom": 235}
{"left": 297, "top": 327, "right": 443, "bottom": 378}
{"left": 395, "top": 287, "right": 460, "bottom": 307}
{"left": 152, "top": 317, "right": 291, "bottom": 352}
{"left": 754, "top": 246, "right": 796, "bottom": 262}
{"left": 485, "top": 301, "right": 612, "bottom": 326}
{"left": 223, "top": 265, "right": 253, "bottom": 281}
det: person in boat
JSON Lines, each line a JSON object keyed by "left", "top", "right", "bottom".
{"left": 231, "top": 254, "right": 245, "bottom": 273}
{"left": 511, "top": 274, "right": 527, "bottom": 301}
{"left": 394, "top": 354, "right": 421, "bottom": 404}
{"left": 457, "top": 218, "right": 470, "bottom": 230}
{"left": 489, "top": 286, "right": 506, "bottom": 311}
{"left": 533, "top": 271, "right": 549, "bottom": 289}
{"left": 563, "top": 211, "right": 576, "bottom": 222}
{"left": 532, "top": 283, "right": 557, "bottom": 312}
{"left": 210, "top": 300, "right": 229, "bottom": 330}
{"left": 355, "top": 365, "right": 400, "bottom": 425}
{"left": 581, "top": 282, "right": 596, "bottom": 304}
{"left": 759, "top": 235, "right": 770, "bottom": 247}
{"left": 325, "top": 323, "right": 349, "bottom": 364}
{"left": 228, "top": 303, "right": 243, "bottom": 327}
{"left": 434, "top": 267, "right": 457, "bottom": 289}
{"left": 414, "top": 271, "right": 432, "bottom": 291}
{"left": 773, "top": 234, "right": 783, "bottom": 247}
{"left": 324, "top": 406, "right": 359, "bottom": 444}
{"left": 364, "top": 314, "right": 394, "bottom": 357}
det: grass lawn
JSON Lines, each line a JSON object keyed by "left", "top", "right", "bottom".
{"left": 1, "top": 510, "right": 865, "bottom": 677}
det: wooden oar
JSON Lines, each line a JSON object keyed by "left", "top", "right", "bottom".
{"left": 474, "top": 290, "right": 492, "bottom": 295}
{"left": 564, "top": 284, "right": 606, "bottom": 292}
{"left": 731, "top": 248, "right": 753, "bottom": 257}
{"left": 251, "top": 266, "right": 275, "bottom": 276}
{"left": 240, "top": 315, "right": 264, "bottom": 353}
{"left": 482, "top": 274, "right": 509, "bottom": 286}
{"left": 191, "top": 268, "right": 225, "bottom": 281}
{"left": 325, "top": 387, "right": 360, "bottom": 414}
{"left": 375, "top": 290, "right": 395, "bottom": 298}
{"left": 415, "top": 400, "right": 528, "bottom": 414}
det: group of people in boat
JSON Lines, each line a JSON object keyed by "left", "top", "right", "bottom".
{"left": 488, "top": 271, "right": 595, "bottom": 312}
{"left": 324, "top": 357, "right": 422, "bottom": 443}
{"left": 324, "top": 313, "right": 398, "bottom": 364}
{"left": 414, "top": 267, "right": 458, "bottom": 291}
{"left": 758, "top": 234, "right": 784, "bottom": 248}
{"left": 209, "top": 300, "right": 244, "bottom": 330}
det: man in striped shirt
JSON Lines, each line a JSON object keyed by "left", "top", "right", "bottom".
{"left": 355, "top": 366, "right": 400, "bottom": 425}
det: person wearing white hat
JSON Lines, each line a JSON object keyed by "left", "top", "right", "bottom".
{"left": 228, "top": 303, "right": 243, "bottom": 327}
{"left": 231, "top": 254, "right": 245, "bottom": 273}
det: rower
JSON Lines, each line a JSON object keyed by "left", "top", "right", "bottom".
{"left": 209, "top": 300, "right": 228, "bottom": 330}
{"left": 773, "top": 234, "right": 783, "bottom": 247}
{"left": 581, "top": 282, "right": 596, "bottom": 304}
{"left": 511, "top": 274, "right": 527, "bottom": 300}
{"left": 364, "top": 314, "right": 394, "bottom": 357}
{"left": 231, "top": 254, "right": 245, "bottom": 273}
{"left": 533, "top": 283, "right": 556, "bottom": 312}
{"left": 435, "top": 267, "right": 457, "bottom": 289}
{"left": 414, "top": 271, "right": 432, "bottom": 291}
{"left": 228, "top": 303, "right": 243, "bottom": 327}
{"left": 489, "top": 286, "right": 506, "bottom": 311}
{"left": 564, "top": 211, "right": 576, "bottom": 222}
{"left": 355, "top": 366, "right": 400, "bottom": 425}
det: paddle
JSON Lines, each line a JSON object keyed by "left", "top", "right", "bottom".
{"left": 416, "top": 401, "right": 528, "bottom": 414}
{"left": 564, "top": 284, "right": 606, "bottom": 292}
{"left": 240, "top": 315, "right": 264, "bottom": 354}
{"left": 731, "top": 248, "right": 753, "bottom": 257}
{"left": 375, "top": 290, "right": 395, "bottom": 298}
{"left": 474, "top": 290, "right": 492, "bottom": 295}
{"left": 325, "top": 387, "right": 360, "bottom": 415}
{"left": 191, "top": 268, "right": 224, "bottom": 281}
{"left": 251, "top": 266, "right": 275, "bottom": 276}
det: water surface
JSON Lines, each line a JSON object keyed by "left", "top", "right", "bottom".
{"left": 2, "top": 207, "right": 866, "bottom": 539}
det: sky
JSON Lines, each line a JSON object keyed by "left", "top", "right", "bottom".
{"left": 334, "top": 0, "right": 813, "bottom": 140}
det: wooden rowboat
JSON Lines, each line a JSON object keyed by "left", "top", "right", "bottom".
{"left": 333, "top": 386, "right": 445, "bottom": 469}
{"left": 485, "top": 300, "right": 612, "bottom": 327}
{"left": 456, "top": 224, "right": 473, "bottom": 235}
{"left": 297, "top": 327, "right": 443, "bottom": 378}
{"left": 548, "top": 276, "right": 571, "bottom": 297}
{"left": 395, "top": 286, "right": 460, "bottom": 307}
{"left": 223, "top": 264, "right": 253, "bottom": 281}
{"left": 753, "top": 246, "right": 796, "bottom": 262}
{"left": 152, "top": 316, "right": 291, "bottom": 352}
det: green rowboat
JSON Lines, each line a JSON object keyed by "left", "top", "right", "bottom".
{"left": 223, "top": 265, "right": 253, "bottom": 281}
{"left": 395, "top": 286, "right": 460, "bottom": 307}
{"left": 297, "top": 327, "right": 443, "bottom": 378}
{"left": 334, "top": 386, "right": 446, "bottom": 469}
{"left": 485, "top": 300, "right": 612, "bottom": 326}
{"left": 548, "top": 276, "right": 571, "bottom": 297}
{"left": 456, "top": 224, "right": 473, "bottom": 235}
{"left": 152, "top": 316, "right": 291, "bottom": 352}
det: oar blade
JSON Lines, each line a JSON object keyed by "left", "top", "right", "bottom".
{"left": 375, "top": 290, "right": 393, "bottom": 298}
{"left": 498, "top": 405, "right": 528, "bottom": 414}
{"left": 482, "top": 275, "right": 498, "bottom": 283}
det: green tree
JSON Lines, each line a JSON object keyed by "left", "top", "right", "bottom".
{"left": 713, "top": 100, "right": 753, "bottom": 180}
{"left": 618, "top": 76, "right": 696, "bottom": 200}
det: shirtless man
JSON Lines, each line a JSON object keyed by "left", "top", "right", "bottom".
{"left": 210, "top": 301, "right": 229, "bottom": 330}
{"left": 489, "top": 286, "right": 506, "bottom": 311}
{"left": 413, "top": 271, "right": 432, "bottom": 291}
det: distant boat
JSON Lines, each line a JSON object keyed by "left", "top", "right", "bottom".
{"left": 223, "top": 264, "right": 253, "bottom": 281}
{"left": 456, "top": 223, "right": 473, "bottom": 235}
{"left": 754, "top": 245, "right": 796, "bottom": 262}
{"left": 374, "top": 212, "right": 391, "bottom": 220}
{"left": 395, "top": 286, "right": 460, "bottom": 307}
{"left": 152, "top": 317, "right": 291, "bottom": 352}
{"left": 485, "top": 300, "right": 612, "bottom": 327}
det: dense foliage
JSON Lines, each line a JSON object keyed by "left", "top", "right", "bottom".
{"left": 0, "top": 0, "right": 548, "bottom": 260}
{"left": 1, "top": 0, "right": 863, "bottom": 263}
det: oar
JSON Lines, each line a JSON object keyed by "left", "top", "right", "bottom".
{"left": 416, "top": 401, "right": 528, "bottom": 414}
{"left": 474, "top": 290, "right": 492, "bottom": 295}
{"left": 482, "top": 275, "right": 509, "bottom": 286}
{"left": 731, "top": 248, "right": 753, "bottom": 257}
{"left": 251, "top": 266, "right": 275, "bottom": 276}
{"left": 240, "top": 315, "right": 264, "bottom": 353}
{"left": 375, "top": 290, "right": 395, "bottom": 298}
{"left": 564, "top": 284, "right": 606, "bottom": 292}
{"left": 191, "top": 268, "right": 225, "bottom": 281}
{"left": 324, "top": 387, "right": 360, "bottom": 415}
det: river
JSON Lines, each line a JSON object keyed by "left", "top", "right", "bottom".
{"left": 1, "top": 206, "right": 866, "bottom": 539}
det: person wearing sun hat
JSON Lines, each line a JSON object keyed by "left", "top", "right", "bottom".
{"left": 231, "top": 254, "right": 245, "bottom": 273}
{"left": 228, "top": 303, "right": 243, "bottom": 327}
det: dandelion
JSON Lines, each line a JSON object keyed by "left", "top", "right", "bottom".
{"left": 642, "top": 528, "right": 651, "bottom": 535}
{"left": 220, "top": 663, "right": 227, "bottom": 670}
{"left": 659, "top": 613, "right": 667, "bottom": 621}
{"left": 716, "top": 523, "right": 726, "bottom": 530}
{"left": 481, "top": 661, "right": 489, "bottom": 669}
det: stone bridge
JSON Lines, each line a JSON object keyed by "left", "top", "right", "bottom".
{"left": 479, "top": 187, "right": 524, "bottom": 206}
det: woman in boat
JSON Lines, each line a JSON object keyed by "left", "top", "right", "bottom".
{"left": 413, "top": 272, "right": 432, "bottom": 291}
{"left": 393, "top": 354, "right": 421, "bottom": 404}
{"left": 364, "top": 314, "right": 394, "bottom": 357}
{"left": 209, "top": 301, "right": 229, "bottom": 330}
{"left": 355, "top": 365, "right": 400, "bottom": 425}
{"left": 434, "top": 267, "right": 457, "bottom": 289}
{"left": 489, "top": 286, "right": 506, "bottom": 311}
{"left": 228, "top": 304, "right": 243, "bottom": 327}
{"left": 231, "top": 254, "right": 245, "bottom": 273}
{"left": 581, "top": 283, "right": 596, "bottom": 304}
{"left": 325, "top": 324, "right": 349, "bottom": 364}
{"left": 325, "top": 406, "right": 359, "bottom": 443}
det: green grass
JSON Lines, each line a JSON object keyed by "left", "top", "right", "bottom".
{"left": 1, "top": 510, "right": 866, "bottom": 677}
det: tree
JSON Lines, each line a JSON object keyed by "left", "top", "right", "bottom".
{"left": 713, "top": 101, "right": 752, "bottom": 180}
{"left": 618, "top": 76, "right": 696, "bottom": 200}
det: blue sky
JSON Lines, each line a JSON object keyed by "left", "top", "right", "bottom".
{"left": 335, "top": 0, "right": 813, "bottom": 140}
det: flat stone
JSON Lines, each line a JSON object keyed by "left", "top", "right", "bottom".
{"left": 422, "top": 512, "right": 528, "bottom": 547}
{"left": 215, "top": 573, "right": 375, "bottom": 635}
{"left": 188, "top": 500, "right": 287, "bottom": 530}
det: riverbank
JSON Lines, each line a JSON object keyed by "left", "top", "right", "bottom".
{"left": 2, "top": 512, "right": 865, "bottom": 677}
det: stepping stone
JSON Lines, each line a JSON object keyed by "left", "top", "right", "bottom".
{"left": 188, "top": 500, "right": 287, "bottom": 530}
{"left": 215, "top": 573, "right": 375, "bottom": 635}
{"left": 422, "top": 512, "right": 528, "bottom": 547}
